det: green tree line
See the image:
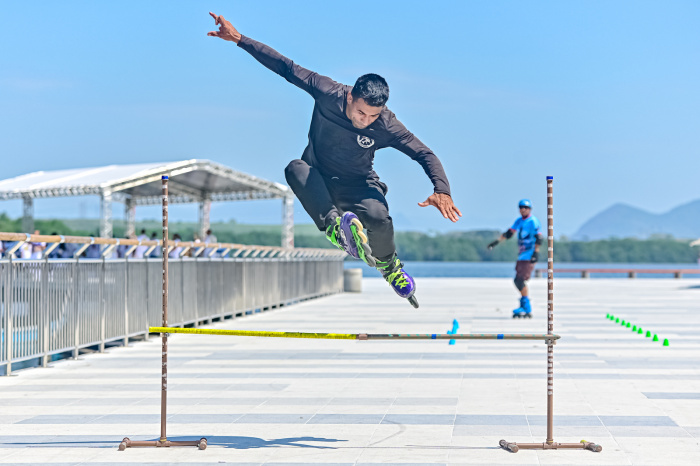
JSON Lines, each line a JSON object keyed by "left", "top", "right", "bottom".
{"left": 1, "top": 214, "right": 697, "bottom": 263}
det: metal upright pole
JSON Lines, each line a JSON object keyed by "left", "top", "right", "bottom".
{"left": 500, "top": 176, "right": 602, "bottom": 453}
{"left": 119, "top": 176, "right": 206, "bottom": 451}
{"left": 160, "top": 176, "right": 169, "bottom": 442}
{"left": 546, "top": 175, "right": 555, "bottom": 444}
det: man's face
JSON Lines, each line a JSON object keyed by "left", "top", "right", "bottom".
{"left": 346, "top": 93, "right": 383, "bottom": 129}
{"left": 519, "top": 206, "right": 531, "bottom": 218}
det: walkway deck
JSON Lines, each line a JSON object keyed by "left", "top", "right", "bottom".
{"left": 1, "top": 278, "right": 699, "bottom": 465}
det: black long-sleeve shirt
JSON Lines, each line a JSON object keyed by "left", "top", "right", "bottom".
{"left": 237, "top": 35, "right": 451, "bottom": 196}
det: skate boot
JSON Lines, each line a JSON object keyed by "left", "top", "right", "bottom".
{"left": 332, "top": 212, "right": 376, "bottom": 266}
{"left": 512, "top": 296, "right": 532, "bottom": 318}
{"left": 326, "top": 217, "right": 346, "bottom": 251}
{"left": 376, "top": 255, "right": 418, "bottom": 308}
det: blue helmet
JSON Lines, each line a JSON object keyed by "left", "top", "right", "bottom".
{"left": 518, "top": 199, "right": 532, "bottom": 209}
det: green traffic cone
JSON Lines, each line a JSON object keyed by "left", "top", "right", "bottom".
{"left": 653, "top": 334, "right": 659, "bottom": 342}
{"left": 632, "top": 325, "right": 637, "bottom": 331}
{"left": 663, "top": 339, "right": 669, "bottom": 347}
{"left": 646, "top": 330, "right": 651, "bottom": 338}
{"left": 615, "top": 318, "right": 620, "bottom": 323}
{"left": 621, "top": 320, "right": 626, "bottom": 325}
{"left": 638, "top": 328, "right": 643, "bottom": 334}
{"left": 626, "top": 322, "right": 631, "bottom": 328}
{"left": 606, "top": 313, "right": 610, "bottom": 319}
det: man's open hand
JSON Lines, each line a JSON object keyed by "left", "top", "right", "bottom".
{"left": 418, "top": 193, "right": 462, "bottom": 222}
{"left": 207, "top": 12, "right": 241, "bottom": 43}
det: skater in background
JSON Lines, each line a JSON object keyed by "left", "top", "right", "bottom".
{"left": 487, "top": 199, "right": 542, "bottom": 317}
{"left": 207, "top": 12, "right": 462, "bottom": 307}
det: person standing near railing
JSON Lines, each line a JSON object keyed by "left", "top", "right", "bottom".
{"left": 134, "top": 229, "right": 149, "bottom": 259}
{"left": 203, "top": 228, "right": 218, "bottom": 258}
{"left": 149, "top": 232, "right": 160, "bottom": 258}
{"left": 24, "top": 230, "right": 45, "bottom": 259}
{"left": 487, "top": 199, "right": 543, "bottom": 318}
{"left": 169, "top": 233, "right": 183, "bottom": 259}
{"left": 207, "top": 13, "right": 462, "bottom": 308}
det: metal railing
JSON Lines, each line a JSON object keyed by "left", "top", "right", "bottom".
{"left": 0, "top": 232, "right": 345, "bottom": 375}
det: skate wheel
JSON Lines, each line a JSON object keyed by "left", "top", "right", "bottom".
{"left": 408, "top": 295, "right": 419, "bottom": 308}
{"left": 351, "top": 217, "right": 364, "bottom": 231}
{"left": 356, "top": 229, "right": 368, "bottom": 244}
{"left": 358, "top": 241, "right": 376, "bottom": 267}
{"left": 527, "top": 314, "right": 532, "bottom": 318}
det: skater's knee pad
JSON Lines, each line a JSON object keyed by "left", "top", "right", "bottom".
{"left": 514, "top": 276, "right": 527, "bottom": 291}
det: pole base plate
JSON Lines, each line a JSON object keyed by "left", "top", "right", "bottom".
{"left": 499, "top": 439, "right": 602, "bottom": 453}
{"left": 119, "top": 437, "right": 207, "bottom": 450}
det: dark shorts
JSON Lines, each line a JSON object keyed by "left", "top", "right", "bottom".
{"left": 515, "top": 260, "right": 534, "bottom": 281}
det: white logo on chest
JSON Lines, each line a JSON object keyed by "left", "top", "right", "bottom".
{"left": 357, "top": 135, "right": 375, "bottom": 149}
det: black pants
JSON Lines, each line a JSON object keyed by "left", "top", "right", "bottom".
{"left": 284, "top": 159, "right": 395, "bottom": 261}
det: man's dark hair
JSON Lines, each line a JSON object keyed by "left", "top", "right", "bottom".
{"left": 351, "top": 73, "right": 389, "bottom": 107}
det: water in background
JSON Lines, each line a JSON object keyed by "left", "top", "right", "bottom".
{"left": 344, "top": 261, "right": 699, "bottom": 279}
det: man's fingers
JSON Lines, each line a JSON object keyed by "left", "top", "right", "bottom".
{"left": 454, "top": 206, "right": 463, "bottom": 217}
{"left": 209, "top": 12, "right": 222, "bottom": 25}
{"left": 207, "top": 31, "right": 220, "bottom": 37}
{"left": 417, "top": 200, "right": 429, "bottom": 207}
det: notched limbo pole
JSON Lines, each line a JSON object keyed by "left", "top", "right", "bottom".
{"left": 500, "top": 176, "right": 601, "bottom": 453}
{"left": 120, "top": 176, "right": 207, "bottom": 451}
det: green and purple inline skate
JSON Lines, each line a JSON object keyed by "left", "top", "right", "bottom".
{"left": 326, "top": 212, "right": 376, "bottom": 267}
{"left": 376, "top": 254, "right": 418, "bottom": 308}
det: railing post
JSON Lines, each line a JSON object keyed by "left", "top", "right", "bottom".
{"left": 194, "top": 257, "right": 199, "bottom": 324}
{"left": 124, "top": 257, "right": 129, "bottom": 347}
{"left": 4, "top": 257, "right": 14, "bottom": 376}
{"left": 41, "top": 257, "right": 49, "bottom": 368}
{"left": 179, "top": 256, "right": 184, "bottom": 327}
{"left": 100, "top": 257, "right": 106, "bottom": 353}
{"left": 144, "top": 260, "right": 150, "bottom": 341}
{"left": 73, "top": 258, "right": 80, "bottom": 359}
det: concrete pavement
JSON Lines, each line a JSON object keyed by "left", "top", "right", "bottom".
{"left": 0, "top": 277, "right": 699, "bottom": 465}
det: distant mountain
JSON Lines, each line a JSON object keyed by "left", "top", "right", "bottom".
{"left": 573, "top": 199, "right": 700, "bottom": 240}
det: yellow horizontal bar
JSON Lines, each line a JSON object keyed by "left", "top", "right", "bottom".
{"left": 149, "top": 327, "right": 358, "bottom": 340}
{"left": 151, "top": 327, "right": 560, "bottom": 341}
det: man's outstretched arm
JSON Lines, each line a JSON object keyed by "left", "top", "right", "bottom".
{"left": 208, "top": 12, "right": 337, "bottom": 98}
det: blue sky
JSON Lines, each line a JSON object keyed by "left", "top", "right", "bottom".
{"left": 1, "top": 0, "right": 698, "bottom": 236}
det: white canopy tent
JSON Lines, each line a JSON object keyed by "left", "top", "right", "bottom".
{"left": 0, "top": 160, "right": 295, "bottom": 248}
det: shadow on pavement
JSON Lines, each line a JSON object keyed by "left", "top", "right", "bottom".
{"left": 1, "top": 436, "right": 345, "bottom": 450}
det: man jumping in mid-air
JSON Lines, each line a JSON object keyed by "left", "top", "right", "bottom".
{"left": 208, "top": 12, "right": 462, "bottom": 307}
{"left": 487, "top": 199, "right": 542, "bottom": 318}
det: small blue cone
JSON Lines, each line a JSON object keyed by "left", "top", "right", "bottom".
{"left": 448, "top": 319, "right": 459, "bottom": 345}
